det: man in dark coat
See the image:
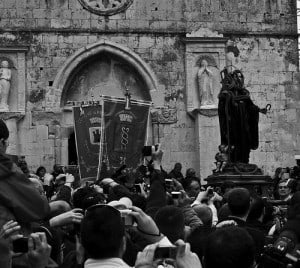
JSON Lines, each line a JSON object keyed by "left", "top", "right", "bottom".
{"left": 0, "top": 119, "right": 50, "bottom": 267}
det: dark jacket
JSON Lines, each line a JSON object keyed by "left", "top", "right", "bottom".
{"left": 217, "top": 216, "right": 265, "bottom": 259}
{"left": 146, "top": 169, "right": 167, "bottom": 219}
{"left": 0, "top": 153, "right": 50, "bottom": 268}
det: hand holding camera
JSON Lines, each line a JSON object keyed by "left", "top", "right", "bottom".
{"left": 135, "top": 240, "right": 202, "bottom": 268}
{"left": 150, "top": 144, "right": 163, "bottom": 170}
{"left": 27, "top": 232, "right": 52, "bottom": 268}
{"left": 120, "top": 209, "right": 134, "bottom": 226}
{"left": 175, "top": 240, "right": 202, "bottom": 268}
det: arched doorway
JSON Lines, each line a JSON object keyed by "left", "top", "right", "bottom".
{"left": 51, "top": 40, "right": 158, "bottom": 166}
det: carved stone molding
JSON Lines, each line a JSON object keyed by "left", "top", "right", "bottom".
{"left": 151, "top": 107, "right": 177, "bottom": 124}
{"left": 78, "top": 0, "right": 134, "bottom": 16}
{"left": 51, "top": 39, "right": 157, "bottom": 111}
{"left": 0, "top": 46, "right": 28, "bottom": 114}
{"left": 183, "top": 28, "right": 227, "bottom": 115}
{"left": 0, "top": 112, "right": 25, "bottom": 121}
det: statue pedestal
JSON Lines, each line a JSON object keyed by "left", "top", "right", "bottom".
{"left": 205, "top": 173, "right": 273, "bottom": 196}
{"left": 195, "top": 110, "right": 220, "bottom": 181}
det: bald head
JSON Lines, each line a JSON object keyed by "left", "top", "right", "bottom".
{"left": 193, "top": 204, "right": 212, "bottom": 227}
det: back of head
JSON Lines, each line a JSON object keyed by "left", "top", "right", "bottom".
{"left": 218, "top": 203, "right": 231, "bottom": 222}
{"left": 186, "top": 168, "right": 196, "bottom": 178}
{"left": 49, "top": 200, "right": 71, "bottom": 218}
{"left": 204, "top": 226, "right": 255, "bottom": 268}
{"left": 174, "top": 162, "right": 182, "bottom": 171}
{"left": 193, "top": 204, "right": 212, "bottom": 227}
{"left": 155, "top": 205, "right": 185, "bottom": 243}
{"left": 81, "top": 205, "right": 125, "bottom": 259}
{"left": 228, "top": 188, "right": 250, "bottom": 217}
{"left": 247, "top": 197, "right": 264, "bottom": 221}
{"left": 72, "top": 187, "right": 96, "bottom": 209}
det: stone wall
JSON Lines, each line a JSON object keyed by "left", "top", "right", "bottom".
{"left": 0, "top": 0, "right": 298, "bottom": 177}
{"left": 0, "top": 0, "right": 296, "bottom": 34}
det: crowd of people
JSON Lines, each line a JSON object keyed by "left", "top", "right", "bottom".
{"left": 1, "top": 118, "right": 300, "bottom": 268}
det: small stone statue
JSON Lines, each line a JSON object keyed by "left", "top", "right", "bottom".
{"left": 215, "top": 144, "right": 229, "bottom": 172}
{"left": 197, "top": 59, "right": 215, "bottom": 108}
{"left": 0, "top": 61, "right": 11, "bottom": 111}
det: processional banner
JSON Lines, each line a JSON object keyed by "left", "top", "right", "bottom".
{"left": 102, "top": 98, "right": 151, "bottom": 170}
{"left": 73, "top": 105, "right": 103, "bottom": 181}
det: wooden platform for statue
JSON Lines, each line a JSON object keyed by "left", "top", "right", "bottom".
{"left": 205, "top": 173, "right": 273, "bottom": 196}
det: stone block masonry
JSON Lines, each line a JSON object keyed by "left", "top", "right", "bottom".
{"left": 0, "top": 0, "right": 299, "bottom": 177}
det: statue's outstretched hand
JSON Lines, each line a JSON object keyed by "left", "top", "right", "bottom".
{"left": 260, "top": 104, "right": 271, "bottom": 114}
{"left": 259, "top": 108, "right": 267, "bottom": 114}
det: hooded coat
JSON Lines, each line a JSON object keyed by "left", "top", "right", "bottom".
{"left": 0, "top": 153, "right": 50, "bottom": 268}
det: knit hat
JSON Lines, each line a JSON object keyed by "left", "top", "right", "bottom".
{"left": 0, "top": 119, "right": 9, "bottom": 140}
{"left": 155, "top": 205, "right": 185, "bottom": 243}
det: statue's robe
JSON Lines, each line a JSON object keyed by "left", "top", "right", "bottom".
{"left": 218, "top": 88, "right": 260, "bottom": 163}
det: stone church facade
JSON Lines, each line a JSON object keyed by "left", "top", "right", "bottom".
{"left": 0, "top": 0, "right": 299, "bottom": 179}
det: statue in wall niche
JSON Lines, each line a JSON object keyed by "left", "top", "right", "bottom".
{"left": 0, "top": 61, "right": 11, "bottom": 112}
{"left": 197, "top": 59, "right": 216, "bottom": 109}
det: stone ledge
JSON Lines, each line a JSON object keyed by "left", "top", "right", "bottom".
{"left": 0, "top": 112, "right": 25, "bottom": 121}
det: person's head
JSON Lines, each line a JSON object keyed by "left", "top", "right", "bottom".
{"left": 204, "top": 226, "right": 255, "bottom": 268}
{"left": 227, "top": 188, "right": 250, "bottom": 218}
{"left": 218, "top": 144, "right": 227, "bottom": 153}
{"left": 36, "top": 166, "right": 46, "bottom": 178}
{"left": 72, "top": 186, "right": 97, "bottom": 209}
{"left": 1, "top": 61, "right": 9, "bottom": 68}
{"left": 174, "top": 162, "right": 182, "bottom": 172}
{"left": 274, "top": 167, "right": 283, "bottom": 179}
{"left": 0, "top": 119, "right": 9, "bottom": 154}
{"left": 278, "top": 179, "right": 292, "bottom": 199}
{"left": 247, "top": 197, "right": 265, "bottom": 222}
{"left": 81, "top": 205, "right": 126, "bottom": 259}
{"left": 155, "top": 205, "right": 185, "bottom": 243}
{"left": 49, "top": 200, "right": 71, "bottom": 218}
{"left": 29, "top": 177, "right": 45, "bottom": 196}
{"left": 185, "top": 178, "right": 201, "bottom": 198}
{"left": 186, "top": 168, "right": 196, "bottom": 178}
{"left": 201, "top": 59, "right": 208, "bottom": 67}
{"left": 17, "top": 156, "right": 30, "bottom": 177}
{"left": 81, "top": 191, "right": 106, "bottom": 211}
{"left": 193, "top": 204, "right": 213, "bottom": 227}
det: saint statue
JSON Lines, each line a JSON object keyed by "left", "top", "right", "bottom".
{"left": 0, "top": 61, "right": 11, "bottom": 111}
{"left": 197, "top": 59, "right": 215, "bottom": 108}
{"left": 218, "top": 68, "right": 268, "bottom": 164}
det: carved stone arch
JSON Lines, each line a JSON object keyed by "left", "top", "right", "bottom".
{"left": 52, "top": 39, "right": 157, "bottom": 108}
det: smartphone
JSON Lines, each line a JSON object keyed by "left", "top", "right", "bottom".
{"left": 171, "top": 191, "right": 181, "bottom": 199}
{"left": 142, "top": 145, "right": 159, "bottom": 157}
{"left": 165, "top": 179, "right": 173, "bottom": 187}
{"left": 120, "top": 209, "right": 134, "bottom": 226}
{"left": 13, "top": 237, "right": 28, "bottom": 253}
{"left": 154, "top": 246, "right": 177, "bottom": 260}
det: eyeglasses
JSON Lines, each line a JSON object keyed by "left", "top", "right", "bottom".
{"left": 279, "top": 186, "right": 288, "bottom": 189}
